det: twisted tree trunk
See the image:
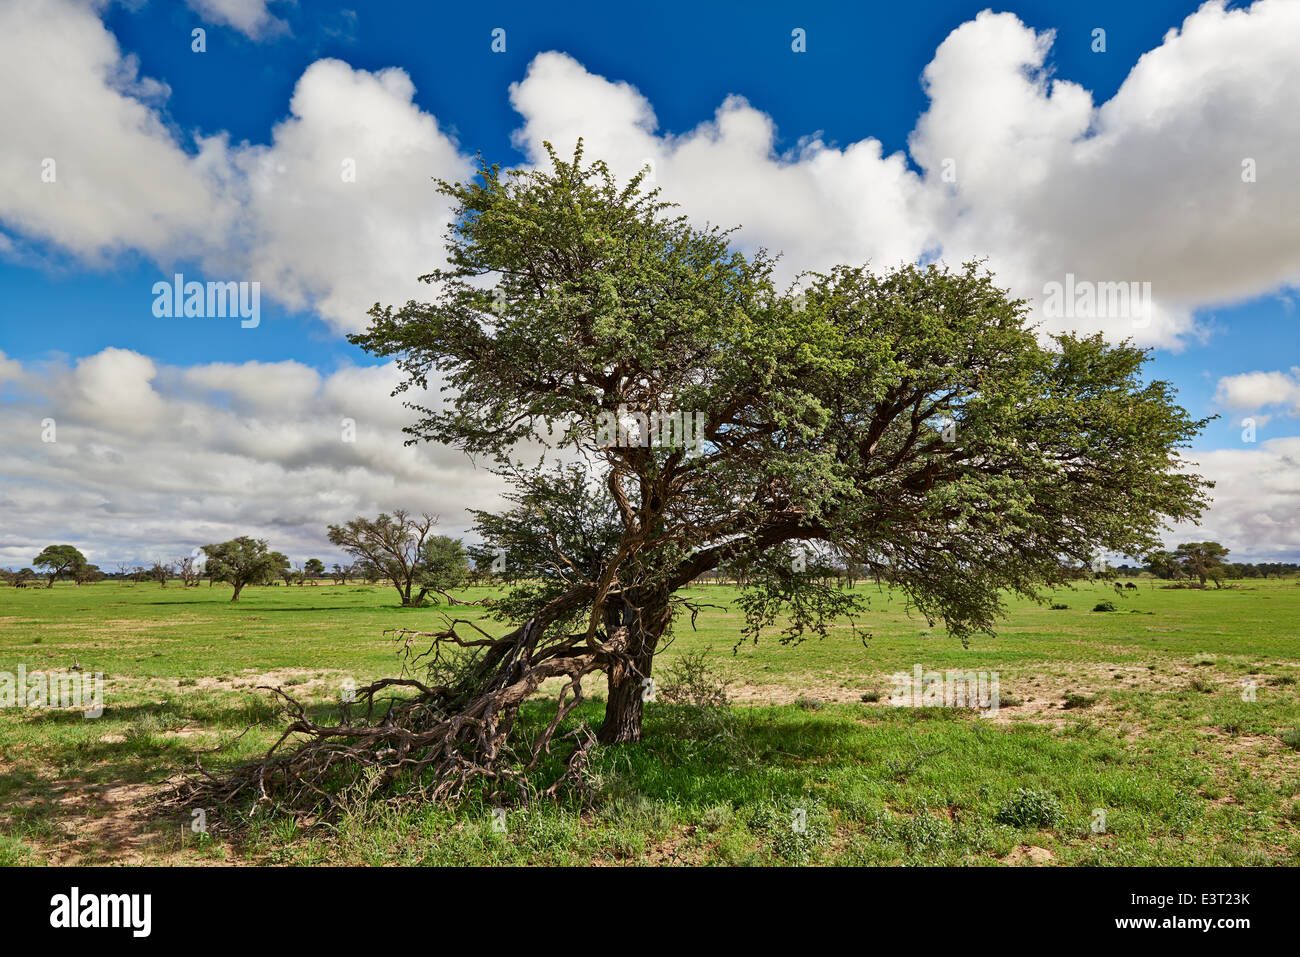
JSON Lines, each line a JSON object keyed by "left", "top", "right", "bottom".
{"left": 597, "top": 592, "right": 671, "bottom": 744}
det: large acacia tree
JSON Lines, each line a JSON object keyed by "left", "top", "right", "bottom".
{"left": 33, "top": 545, "right": 87, "bottom": 588}
{"left": 182, "top": 144, "right": 1210, "bottom": 811}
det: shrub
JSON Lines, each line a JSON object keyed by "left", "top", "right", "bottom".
{"left": 994, "top": 789, "right": 1064, "bottom": 829}
{"left": 1063, "top": 692, "right": 1096, "bottom": 710}
{"left": 656, "top": 651, "right": 730, "bottom": 709}
{"left": 1050, "top": 603, "right": 1069, "bottom": 610}
{"left": 1280, "top": 727, "right": 1300, "bottom": 751}
{"left": 1092, "top": 601, "right": 1117, "bottom": 612}
{"left": 748, "top": 799, "right": 829, "bottom": 865}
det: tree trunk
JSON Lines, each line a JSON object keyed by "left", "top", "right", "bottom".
{"left": 231, "top": 583, "right": 243, "bottom": 602}
{"left": 597, "top": 595, "right": 670, "bottom": 744}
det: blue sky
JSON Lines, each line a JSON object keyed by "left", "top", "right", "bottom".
{"left": 0, "top": 0, "right": 1296, "bottom": 566}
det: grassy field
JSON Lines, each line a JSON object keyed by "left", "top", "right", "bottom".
{"left": 1, "top": 577, "right": 1298, "bottom": 866}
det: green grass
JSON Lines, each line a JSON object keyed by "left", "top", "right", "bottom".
{"left": 1, "top": 576, "right": 1298, "bottom": 865}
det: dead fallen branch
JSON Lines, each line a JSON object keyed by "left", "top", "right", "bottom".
{"left": 157, "top": 610, "right": 625, "bottom": 823}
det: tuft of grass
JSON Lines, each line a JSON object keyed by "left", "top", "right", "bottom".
{"left": 1188, "top": 676, "right": 1215, "bottom": 694}
{"left": 994, "top": 789, "right": 1064, "bottom": 829}
{"left": 1063, "top": 693, "right": 1096, "bottom": 710}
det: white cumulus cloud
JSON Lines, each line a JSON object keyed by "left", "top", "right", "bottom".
{"left": 1215, "top": 368, "right": 1300, "bottom": 416}
{"left": 187, "top": 0, "right": 288, "bottom": 40}
{"left": 0, "top": 350, "right": 499, "bottom": 569}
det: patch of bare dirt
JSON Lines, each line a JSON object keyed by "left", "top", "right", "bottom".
{"left": 727, "top": 681, "right": 871, "bottom": 706}
{"left": 47, "top": 779, "right": 160, "bottom": 865}
{"left": 1003, "top": 843, "right": 1056, "bottom": 865}
{"left": 231, "top": 668, "right": 340, "bottom": 690}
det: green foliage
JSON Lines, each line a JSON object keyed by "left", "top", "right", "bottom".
{"left": 994, "top": 789, "right": 1064, "bottom": 829}
{"left": 349, "top": 141, "right": 1213, "bottom": 672}
{"left": 656, "top": 651, "right": 731, "bottom": 709}
{"left": 202, "top": 537, "right": 287, "bottom": 601}
{"left": 1174, "top": 541, "right": 1231, "bottom": 587}
{"left": 417, "top": 535, "right": 469, "bottom": 602}
{"left": 747, "top": 798, "right": 831, "bottom": 865}
{"left": 326, "top": 511, "right": 440, "bottom": 606}
{"left": 32, "top": 545, "right": 87, "bottom": 586}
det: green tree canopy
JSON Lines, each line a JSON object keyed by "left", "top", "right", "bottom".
{"left": 33, "top": 545, "right": 87, "bottom": 588}
{"left": 186, "top": 143, "right": 1215, "bottom": 817}
{"left": 326, "top": 511, "right": 440, "bottom": 606}
{"left": 353, "top": 142, "right": 1212, "bottom": 745}
{"left": 202, "top": 538, "right": 286, "bottom": 602}
{"left": 1174, "top": 541, "right": 1230, "bottom": 587}
{"left": 415, "top": 535, "right": 470, "bottom": 605}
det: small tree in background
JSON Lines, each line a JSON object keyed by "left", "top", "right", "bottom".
{"left": 1175, "top": 542, "right": 1230, "bottom": 588}
{"left": 202, "top": 538, "right": 287, "bottom": 602}
{"left": 33, "top": 545, "right": 87, "bottom": 588}
{"left": 326, "top": 511, "right": 440, "bottom": 606}
{"left": 1144, "top": 550, "right": 1182, "bottom": 580}
{"left": 414, "top": 535, "right": 470, "bottom": 605}
{"left": 177, "top": 554, "right": 204, "bottom": 587}
{"left": 303, "top": 558, "right": 325, "bottom": 584}
{"left": 148, "top": 560, "right": 173, "bottom": 588}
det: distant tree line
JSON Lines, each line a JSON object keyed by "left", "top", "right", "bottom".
{"left": 5, "top": 535, "right": 1295, "bottom": 597}
{"left": 1118, "top": 542, "right": 1298, "bottom": 587}
{"left": 3, "top": 514, "right": 474, "bottom": 604}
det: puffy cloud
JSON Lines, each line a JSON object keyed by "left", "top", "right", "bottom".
{"left": 181, "top": 360, "right": 324, "bottom": 413}
{"left": 0, "top": 350, "right": 23, "bottom": 385}
{"left": 508, "top": 52, "right": 931, "bottom": 291}
{"left": 0, "top": 0, "right": 468, "bottom": 334}
{"left": 0, "top": 350, "right": 501, "bottom": 569}
{"left": 1214, "top": 368, "right": 1300, "bottom": 416}
{"left": 0, "top": 0, "right": 235, "bottom": 262}
{"left": 508, "top": 2, "right": 1300, "bottom": 348}
{"left": 187, "top": 0, "right": 288, "bottom": 40}
{"left": 66, "top": 348, "right": 169, "bottom": 430}
{"left": 4, "top": 1, "right": 1299, "bottom": 346}
{"left": 910, "top": 2, "right": 1300, "bottom": 348}
{"left": 0, "top": 349, "right": 1295, "bottom": 567}
{"left": 225, "top": 59, "right": 470, "bottom": 332}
